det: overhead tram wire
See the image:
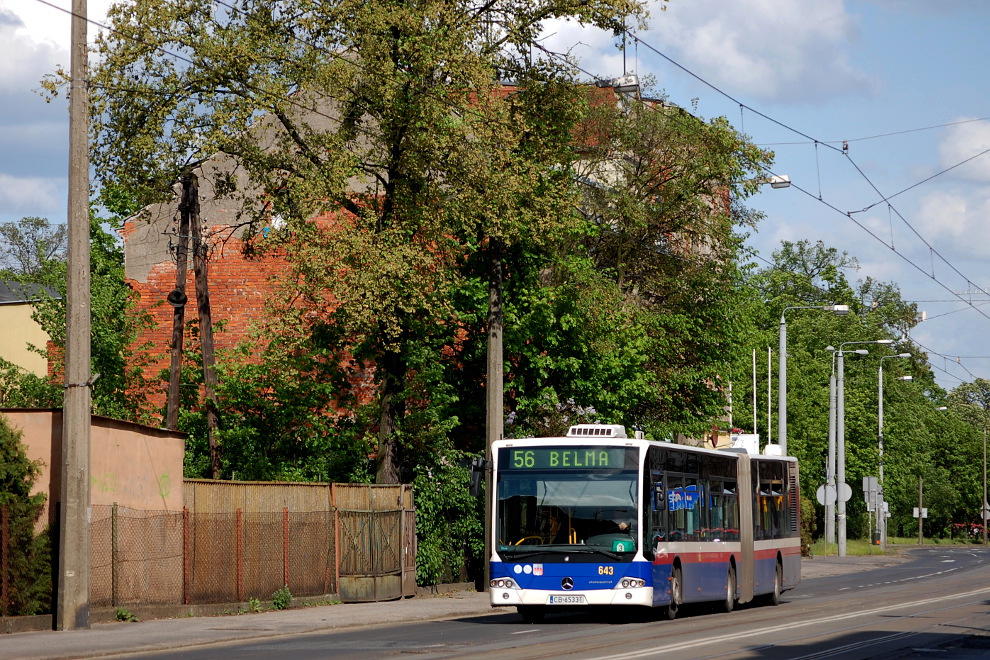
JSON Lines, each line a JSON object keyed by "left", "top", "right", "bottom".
{"left": 38, "top": 0, "right": 990, "bottom": 382}
{"left": 544, "top": 25, "right": 990, "bottom": 385}
{"left": 911, "top": 338, "right": 979, "bottom": 385}
{"left": 626, "top": 29, "right": 845, "bottom": 157}
{"left": 760, "top": 116, "right": 990, "bottom": 148}
{"left": 623, "top": 29, "right": 990, "bottom": 343}
{"left": 843, "top": 151, "right": 990, "bottom": 302}
{"left": 783, "top": 177, "right": 990, "bottom": 325}
{"left": 853, "top": 146, "right": 990, "bottom": 213}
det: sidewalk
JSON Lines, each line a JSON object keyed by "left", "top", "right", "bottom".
{"left": 1, "top": 555, "right": 902, "bottom": 660}
{"left": 800, "top": 549, "right": 910, "bottom": 578}
{"left": 2, "top": 589, "right": 494, "bottom": 660}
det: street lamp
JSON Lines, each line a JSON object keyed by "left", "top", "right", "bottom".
{"left": 825, "top": 345, "right": 866, "bottom": 546}
{"left": 779, "top": 304, "right": 850, "bottom": 456}
{"left": 837, "top": 339, "right": 893, "bottom": 556}
{"left": 983, "top": 425, "right": 988, "bottom": 546}
{"left": 878, "top": 353, "right": 912, "bottom": 548}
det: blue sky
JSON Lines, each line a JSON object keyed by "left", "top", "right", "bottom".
{"left": 2, "top": 0, "right": 989, "bottom": 392}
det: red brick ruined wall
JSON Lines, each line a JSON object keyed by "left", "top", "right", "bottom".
{"left": 126, "top": 224, "right": 290, "bottom": 415}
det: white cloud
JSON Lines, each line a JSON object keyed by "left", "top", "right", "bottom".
{"left": 0, "top": 173, "right": 63, "bottom": 216}
{"left": 939, "top": 119, "right": 990, "bottom": 183}
{"left": 914, "top": 187, "right": 990, "bottom": 260}
{"left": 543, "top": 0, "right": 876, "bottom": 103}
{"left": 651, "top": 0, "right": 875, "bottom": 103}
{"left": 0, "top": 5, "right": 64, "bottom": 93}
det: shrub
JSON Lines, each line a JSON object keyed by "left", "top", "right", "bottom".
{"left": 0, "top": 414, "right": 51, "bottom": 615}
{"left": 272, "top": 585, "right": 292, "bottom": 610}
{"left": 800, "top": 496, "right": 816, "bottom": 557}
{"left": 115, "top": 607, "right": 138, "bottom": 622}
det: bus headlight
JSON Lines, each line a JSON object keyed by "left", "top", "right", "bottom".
{"left": 490, "top": 578, "right": 518, "bottom": 589}
{"left": 619, "top": 578, "right": 646, "bottom": 588}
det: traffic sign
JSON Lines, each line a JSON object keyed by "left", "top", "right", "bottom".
{"left": 837, "top": 482, "right": 852, "bottom": 502}
{"left": 816, "top": 484, "right": 837, "bottom": 505}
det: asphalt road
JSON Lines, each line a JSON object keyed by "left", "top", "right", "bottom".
{"left": 5, "top": 547, "right": 989, "bottom": 660}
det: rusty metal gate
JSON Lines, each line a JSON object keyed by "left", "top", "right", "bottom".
{"left": 334, "top": 484, "right": 416, "bottom": 602}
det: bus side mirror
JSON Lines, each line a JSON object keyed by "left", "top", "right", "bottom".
{"left": 469, "top": 457, "right": 487, "bottom": 497}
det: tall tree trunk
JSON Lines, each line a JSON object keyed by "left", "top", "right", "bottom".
{"left": 375, "top": 346, "right": 406, "bottom": 484}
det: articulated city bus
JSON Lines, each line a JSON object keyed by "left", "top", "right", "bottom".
{"left": 489, "top": 424, "right": 801, "bottom": 622}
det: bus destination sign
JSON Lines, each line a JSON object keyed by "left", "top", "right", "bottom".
{"left": 503, "top": 446, "right": 630, "bottom": 470}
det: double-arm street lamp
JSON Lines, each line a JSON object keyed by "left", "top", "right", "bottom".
{"left": 837, "top": 339, "right": 894, "bottom": 556}
{"left": 878, "top": 353, "right": 912, "bottom": 547}
{"left": 779, "top": 304, "right": 850, "bottom": 456}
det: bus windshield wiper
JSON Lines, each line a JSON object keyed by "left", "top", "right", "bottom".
{"left": 567, "top": 548, "right": 623, "bottom": 560}
{"left": 501, "top": 547, "right": 624, "bottom": 561}
{"left": 501, "top": 551, "right": 546, "bottom": 561}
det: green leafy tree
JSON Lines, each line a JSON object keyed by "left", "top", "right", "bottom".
{"left": 0, "top": 191, "right": 157, "bottom": 421}
{"left": 942, "top": 380, "right": 990, "bottom": 533}
{"left": 441, "top": 90, "right": 776, "bottom": 448}
{"left": 733, "top": 239, "right": 961, "bottom": 541}
{"left": 0, "top": 217, "right": 67, "bottom": 277}
{"left": 84, "top": 0, "right": 648, "bottom": 485}
{"left": 565, "top": 95, "right": 773, "bottom": 437}
{"left": 0, "top": 414, "right": 51, "bottom": 615}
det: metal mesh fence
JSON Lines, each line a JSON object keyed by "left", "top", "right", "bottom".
{"left": 187, "top": 511, "right": 238, "bottom": 604}
{"left": 242, "top": 511, "right": 284, "bottom": 600}
{"left": 2, "top": 483, "right": 410, "bottom": 613}
{"left": 289, "top": 510, "right": 336, "bottom": 596}
{"left": 185, "top": 509, "right": 336, "bottom": 604}
{"left": 90, "top": 505, "right": 184, "bottom": 607}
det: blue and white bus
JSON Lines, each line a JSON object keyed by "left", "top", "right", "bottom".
{"left": 489, "top": 424, "right": 801, "bottom": 622}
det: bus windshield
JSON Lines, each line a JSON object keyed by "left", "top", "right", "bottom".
{"left": 495, "top": 446, "right": 639, "bottom": 555}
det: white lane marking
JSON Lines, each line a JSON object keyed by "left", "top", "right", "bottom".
{"left": 586, "top": 585, "right": 990, "bottom": 660}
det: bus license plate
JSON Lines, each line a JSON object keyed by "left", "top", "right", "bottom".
{"left": 548, "top": 595, "right": 586, "bottom": 605}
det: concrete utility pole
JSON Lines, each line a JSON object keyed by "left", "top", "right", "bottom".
{"left": 983, "top": 426, "right": 987, "bottom": 546}
{"left": 484, "top": 240, "right": 504, "bottom": 591}
{"left": 837, "top": 350, "right": 847, "bottom": 556}
{"left": 57, "top": 0, "right": 91, "bottom": 630}
{"left": 918, "top": 477, "right": 924, "bottom": 545}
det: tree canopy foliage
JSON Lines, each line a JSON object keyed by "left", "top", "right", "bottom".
{"left": 0, "top": 217, "right": 67, "bottom": 277}
{"left": 727, "top": 238, "right": 990, "bottom": 543}
{"left": 0, "top": 204, "right": 156, "bottom": 421}
{"left": 0, "top": 414, "right": 51, "bottom": 615}
{"left": 62, "top": 0, "right": 990, "bottom": 580}
{"left": 75, "top": 0, "right": 797, "bottom": 581}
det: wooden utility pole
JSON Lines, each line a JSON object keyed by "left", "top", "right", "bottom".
{"left": 188, "top": 175, "right": 220, "bottom": 478}
{"left": 165, "top": 176, "right": 193, "bottom": 430}
{"left": 57, "top": 0, "right": 91, "bottom": 630}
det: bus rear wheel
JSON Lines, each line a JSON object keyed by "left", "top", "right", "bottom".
{"left": 721, "top": 566, "right": 736, "bottom": 613}
{"left": 764, "top": 562, "right": 782, "bottom": 606}
{"left": 518, "top": 605, "right": 545, "bottom": 623}
{"left": 664, "top": 567, "right": 682, "bottom": 620}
